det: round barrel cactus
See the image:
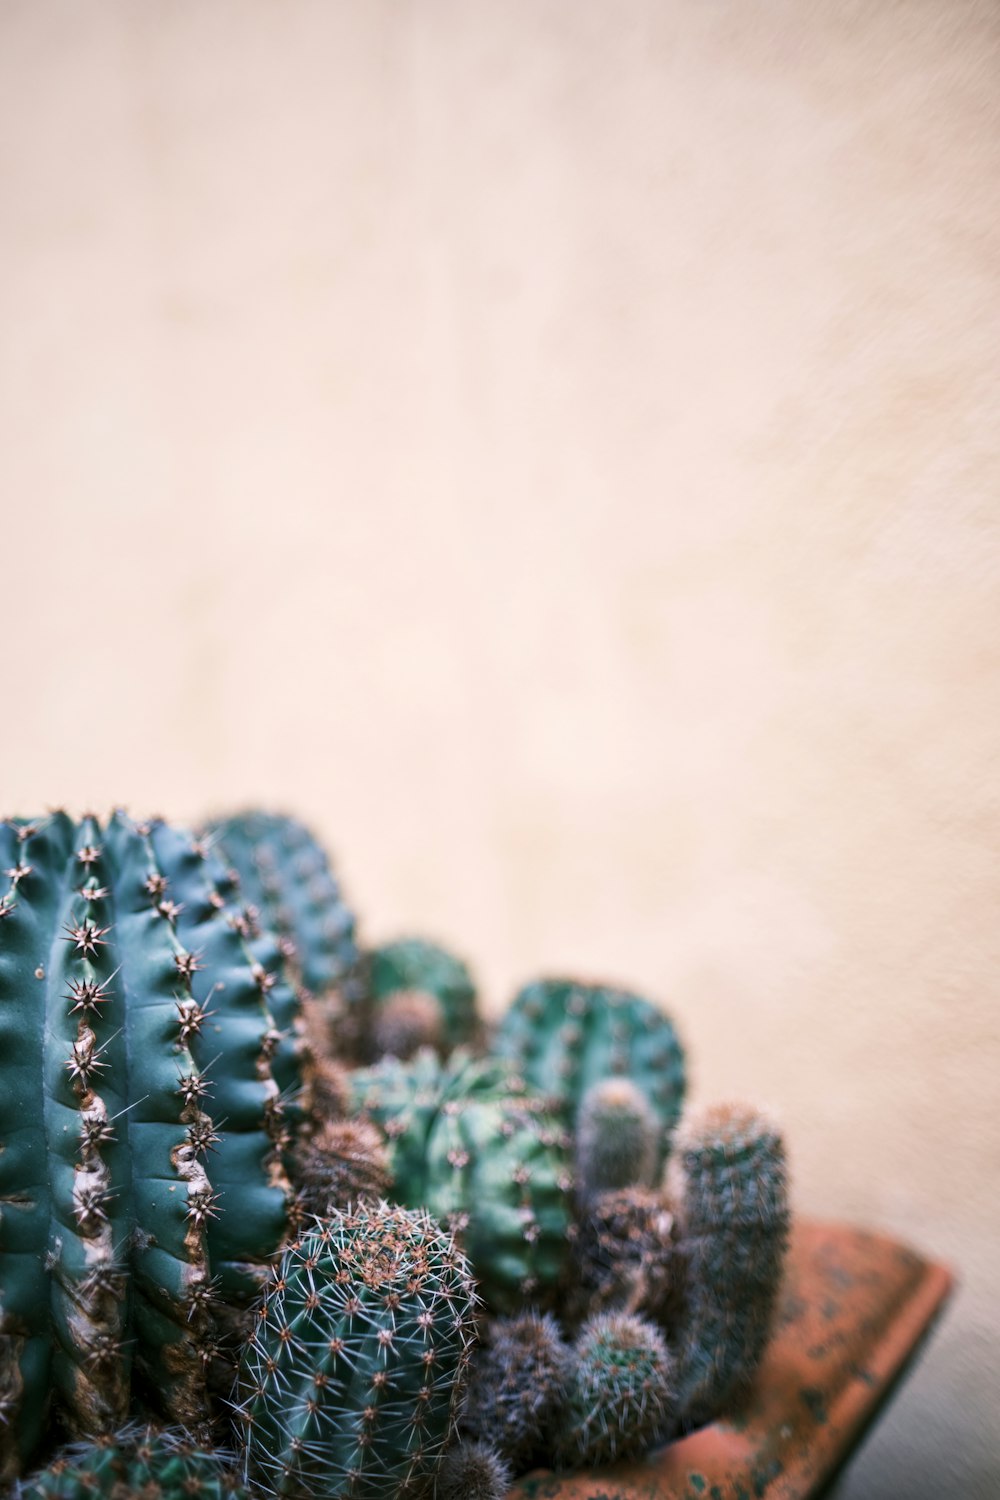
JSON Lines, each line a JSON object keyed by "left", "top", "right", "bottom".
{"left": 495, "top": 978, "right": 686, "bottom": 1167}
{"left": 237, "top": 1202, "right": 477, "bottom": 1499}
{"left": 0, "top": 812, "right": 310, "bottom": 1480}
{"left": 17, "top": 1425, "right": 247, "bottom": 1500}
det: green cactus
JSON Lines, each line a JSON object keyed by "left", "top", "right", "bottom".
{"left": 368, "top": 938, "right": 480, "bottom": 1058}
{"left": 575, "top": 1078, "right": 660, "bottom": 1197}
{"left": 16, "top": 1425, "right": 247, "bottom": 1500}
{"left": 555, "top": 1312, "right": 677, "bottom": 1468}
{"left": 669, "top": 1103, "right": 790, "bottom": 1428}
{"left": 495, "top": 979, "right": 686, "bottom": 1168}
{"left": 349, "top": 1051, "right": 573, "bottom": 1313}
{"left": 0, "top": 812, "right": 309, "bottom": 1480}
{"left": 204, "top": 811, "right": 362, "bottom": 1006}
{"left": 237, "top": 1202, "right": 477, "bottom": 1500}
{"left": 459, "top": 1311, "right": 571, "bottom": 1473}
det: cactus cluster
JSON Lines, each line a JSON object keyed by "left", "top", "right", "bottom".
{"left": 3, "top": 804, "right": 793, "bottom": 1496}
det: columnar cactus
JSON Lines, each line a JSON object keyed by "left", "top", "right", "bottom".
{"left": 575, "top": 1078, "right": 660, "bottom": 1197}
{"left": 555, "top": 1312, "right": 677, "bottom": 1468}
{"left": 368, "top": 938, "right": 480, "bottom": 1058}
{"left": 459, "top": 1311, "right": 571, "bottom": 1473}
{"left": 237, "top": 1202, "right": 478, "bottom": 1500}
{"left": 16, "top": 1425, "right": 248, "bottom": 1500}
{"left": 495, "top": 979, "right": 686, "bottom": 1169}
{"left": 0, "top": 812, "right": 309, "bottom": 1479}
{"left": 670, "top": 1104, "right": 790, "bottom": 1428}
{"left": 350, "top": 1052, "right": 573, "bottom": 1313}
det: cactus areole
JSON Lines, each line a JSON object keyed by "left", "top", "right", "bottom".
{"left": 0, "top": 812, "right": 311, "bottom": 1480}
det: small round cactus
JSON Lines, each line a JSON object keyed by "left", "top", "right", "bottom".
{"left": 368, "top": 937, "right": 480, "bottom": 1056}
{"left": 436, "top": 1440, "right": 512, "bottom": 1500}
{"left": 16, "top": 1425, "right": 247, "bottom": 1500}
{"left": 370, "top": 989, "right": 445, "bottom": 1061}
{"left": 669, "top": 1103, "right": 790, "bottom": 1428}
{"left": 237, "top": 1201, "right": 478, "bottom": 1499}
{"left": 575, "top": 1078, "right": 660, "bottom": 1197}
{"left": 460, "top": 1311, "right": 572, "bottom": 1473}
{"left": 556, "top": 1312, "right": 677, "bottom": 1468}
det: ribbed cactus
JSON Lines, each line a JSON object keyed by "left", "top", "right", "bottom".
{"left": 0, "top": 812, "right": 309, "bottom": 1480}
{"left": 575, "top": 1078, "right": 660, "bottom": 1197}
{"left": 237, "top": 1202, "right": 477, "bottom": 1500}
{"left": 495, "top": 979, "right": 686, "bottom": 1169}
{"left": 555, "top": 1312, "right": 677, "bottom": 1468}
{"left": 670, "top": 1103, "right": 790, "bottom": 1428}
{"left": 459, "top": 1311, "right": 571, "bottom": 1473}
{"left": 16, "top": 1425, "right": 247, "bottom": 1500}
{"left": 205, "top": 811, "right": 362, "bottom": 1007}
{"left": 350, "top": 1052, "right": 573, "bottom": 1313}
{"left": 368, "top": 938, "right": 480, "bottom": 1059}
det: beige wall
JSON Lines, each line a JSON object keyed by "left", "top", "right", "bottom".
{"left": 1, "top": 2, "right": 998, "bottom": 1493}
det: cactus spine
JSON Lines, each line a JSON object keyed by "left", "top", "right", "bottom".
{"left": 495, "top": 979, "right": 686, "bottom": 1169}
{"left": 670, "top": 1103, "right": 790, "bottom": 1428}
{"left": 237, "top": 1202, "right": 477, "bottom": 1499}
{"left": 0, "top": 812, "right": 308, "bottom": 1479}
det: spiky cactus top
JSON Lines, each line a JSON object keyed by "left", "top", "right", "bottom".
{"left": 349, "top": 1051, "right": 573, "bottom": 1313}
{"left": 459, "top": 1311, "right": 572, "bottom": 1473}
{"left": 16, "top": 1425, "right": 247, "bottom": 1500}
{"left": 555, "top": 1312, "right": 677, "bottom": 1468}
{"left": 495, "top": 979, "right": 685, "bottom": 1168}
{"left": 237, "top": 1202, "right": 478, "bottom": 1500}
{"left": 367, "top": 938, "right": 480, "bottom": 1058}
{"left": 670, "top": 1103, "right": 790, "bottom": 1428}
{"left": 0, "top": 812, "right": 309, "bottom": 1479}
{"left": 205, "top": 811, "right": 361, "bottom": 1004}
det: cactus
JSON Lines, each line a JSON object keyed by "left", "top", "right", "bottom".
{"left": 291, "top": 1119, "right": 391, "bottom": 1219}
{"left": 204, "top": 811, "right": 363, "bottom": 1012}
{"left": 368, "top": 938, "right": 480, "bottom": 1058}
{"left": 565, "top": 1187, "right": 678, "bottom": 1328}
{"left": 350, "top": 1051, "right": 573, "bottom": 1313}
{"left": 495, "top": 979, "right": 686, "bottom": 1169}
{"left": 16, "top": 1425, "right": 247, "bottom": 1500}
{"left": 436, "top": 1440, "right": 511, "bottom": 1500}
{"left": 237, "top": 1202, "right": 477, "bottom": 1500}
{"left": 555, "top": 1312, "right": 676, "bottom": 1468}
{"left": 370, "top": 990, "right": 445, "bottom": 1061}
{"left": 459, "top": 1311, "right": 571, "bottom": 1473}
{"left": 575, "top": 1078, "right": 660, "bottom": 1198}
{"left": 0, "top": 812, "right": 310, "bottom": 1479}
{"left": 669, "top": 1103, "right": 790, "bottom": 1428}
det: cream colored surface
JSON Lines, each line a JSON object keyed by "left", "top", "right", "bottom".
{"left": 1, "top": 1, "right": 998, "bottom": 1492}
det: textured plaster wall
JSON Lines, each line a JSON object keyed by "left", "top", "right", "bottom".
{"left": 1, "top": 2, "right": 998, "bottom": 1494}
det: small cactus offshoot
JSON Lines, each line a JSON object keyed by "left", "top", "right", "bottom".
{"left": 459, "top": 1311, "right": 572, "bottom": 1473}
{"left": 436, "top": 1440, "right": 512, "bottom": 1500}
{"left": 565, "top": 1187, "right": 678, "bottom": 1328}
{"left": 237, "top": 1201, "right": 478, "bottom": 1499}
{"left": 291, "top": 1118, "right": 392, "bottom": 1219}
{"left": 575, "top": 1078, "right": 660, "bottom": 1197}
{"left": 370, "top": 989, "right": 445, "bottom": 1061}
{"left": 670, "top": 1103, "right": 790, "bottom": 1429}
{"left": 555, "top": 1312, "right": 677, "bottom": 1468}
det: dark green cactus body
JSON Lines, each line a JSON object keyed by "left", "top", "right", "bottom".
{"left": 670, "top": 1104, "right": 790, "bottom": 1428}
{"left": 556, "top": 1312, "right": 676, "bottom": 1468}
{"left": 368, "top": 938, "right": 479, "bottom": 1056}
{"left": 460, "top": 1311, "right": 571, "bottom": 1473}
{"left": 205, "top": 811, "right": 360, "bottom": 1002}
{"left": 349, "top": 1052, "right": 573, "bottom": 1313}
{"left": 17, "top": 1425, "right": 248, "bottom": 1500}
{"left": 495, "top": 979, "right": 686, "bottom": 1167}
{"left": 0, "top": 813, "right": 306, "bottom": 1479}
{"left": 237, "top": 1202, "right": 477, "bottom": 1500}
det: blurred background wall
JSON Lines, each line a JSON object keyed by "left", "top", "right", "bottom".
{"left": 1, "top": 1, "right": 997, "bottom": 1493}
